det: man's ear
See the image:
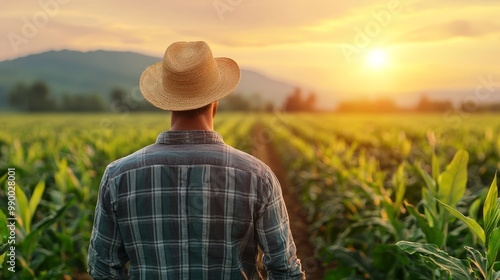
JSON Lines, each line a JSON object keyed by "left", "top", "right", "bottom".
{"left": 212, "top": 101, "right": 218, "bottom": 118}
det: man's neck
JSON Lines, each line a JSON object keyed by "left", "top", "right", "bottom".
{"left": 169, "top": 114, "right": 213, "bottom": 131}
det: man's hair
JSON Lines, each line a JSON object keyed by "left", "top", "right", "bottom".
{"left": 172, "top": 103, "right": 212, "bottom": 118}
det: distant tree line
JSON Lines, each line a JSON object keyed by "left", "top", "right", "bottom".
{"left": 8, "top": 81, "right": 500, "bottom": 113}
{"left": 7, "top": 81, "right": 319, "bottom": 113}
{"left": 7, "top": 81, "right": 160, "bottom": 112}
{"left": 336, "top": 94, "right": 500, "bottom": 113}
{"left": 7, "top": 81, "right": 277, "bottom": 112}
{"left": 8, "top": 82, "right": 57, "bottom": 111}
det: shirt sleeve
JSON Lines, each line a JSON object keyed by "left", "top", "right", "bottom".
{"left": 256, "top": 172, "right": 306, "bottom": 280}
{"left": 88, "top": 169, "right": 130, "bottom": 280}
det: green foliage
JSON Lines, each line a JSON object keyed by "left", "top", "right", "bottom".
{"left": 437, "top": 150, "right": 469, "bottom": 207}
{"left": 0, "top": 210, "right": 8, "bottom": 268}
{"left": 262, "top": 114, "right": 500, "bottom": 279}
{"left": 483, "top": 176, "right": 500, "bottom": 246}
{"left": 1, "top": 113, "right": 500, "bottom": 279}
{"left": 404, "top": 201, "right": 445, "bottom": 246}
{"left": 438, "top": 202, "right": 485, "bottom": 244}
{"left": 410, "top": 150, "right": 470, "bottom": 248}
{"left": 396, "top": 241, "right": 474, "bottom": 279}
{"left": 399, "top": 174, "right": 500, "bottom": 280}
{"left": 324, "top": 245, "right": 383, "bottom": 280}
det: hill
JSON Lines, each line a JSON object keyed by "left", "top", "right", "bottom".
{"left": 0, "top": 50, "right": 307, "bottom": 110}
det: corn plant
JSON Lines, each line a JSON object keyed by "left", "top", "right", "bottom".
{"left": 397, "top": 174, "right": 500, "bottom": 279}
{"left": 408, "top": 150, "right": 470, "bottom": 248}
{"left": 0, "top": 175, "right": 74, "bottom": 279}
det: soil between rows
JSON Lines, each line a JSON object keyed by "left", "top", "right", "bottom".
{"left": 252, "top": 124, "right": 325, "bottom": 280}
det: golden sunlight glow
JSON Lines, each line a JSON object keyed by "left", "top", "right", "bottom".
{"left": 366, "top": 49, "right": 388, "bottom": 69}
{"left": 2, "top": 2, "right": 500, "bottom": 97}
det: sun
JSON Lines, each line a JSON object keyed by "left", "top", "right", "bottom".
{"left": 366, "top": 49, "right": 388, "bottom": 69}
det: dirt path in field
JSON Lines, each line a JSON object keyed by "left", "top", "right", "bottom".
{"left": 252, "top": 124, "right": 325, "bottom": 280}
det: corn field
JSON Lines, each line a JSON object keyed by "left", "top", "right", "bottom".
{"left": 1, "top": 112, "right": 499, "bottom": 279}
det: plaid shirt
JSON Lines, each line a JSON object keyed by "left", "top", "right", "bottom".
{"left": 88, "top": 130, "right": 305, "bottom": 279}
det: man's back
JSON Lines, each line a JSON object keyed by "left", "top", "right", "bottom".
{"left": 88, "top": 130, "right": 304, "bottom": 279}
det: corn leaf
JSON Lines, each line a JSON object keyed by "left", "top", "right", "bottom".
{"left": 0, "top": 210, "right": 8, "bottom": 269}
{"left": 393, "top": 162, "right": 407, "bottom": 212}
{"left": 483, "top": 174, "right": 499, "bottom": 241}
{"left": 0, "top": 210, "right": 7, "bottom": 242}
{"left": 415, "top": 162, "right": 439, "bottom": 227}
{"left": 30, "top": 195, "right": 76, "bottom": 234}
{"left": 55, "top": 157, "right": 69, "bottom": 193}
{"left": 0, "top": 172, "right": 7, "bottom": 186}
{"left": 469, "top": 196, "right": 483, "bottom": 222}
{"left": 437, "top": 149, "right": 469, "bottom": 206}
{"left": 415, "top": 163, "right": 437, "bottom": 195}
{"left": 20, "top": 230, "right": 40, "bottom": 261}
{"left": 28, "top": 179, "right": 45, "bottom": 222}
{"left": 421, "top": 188, "right": 438, "bottom": 228}
{"left": 0, "top": 242, "right": 8, "bottom": 255}
{"left": 487, "top": 227, "right": 500, "bottom": 273}
{"left": 431, "top": 153, "right": 440, "bottom": 190}
{"left": 396, "top": 241, "right": 474, "bottom": 280}
{"left": 464, "top": 246, "right": 486, "bottom": 279}
{"left": 0, "top": 243, "right": 8, "bottom": 270}
{"left": 437, "top": 199, "right": 485, "bottom": 244}
{"left": 11, "top": 139, "right": 25, "bottom": 166}
{"left": 15, "top": 184, "right": 31, "bottom": 234}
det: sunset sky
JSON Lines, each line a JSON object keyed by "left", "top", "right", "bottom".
{"left": 2, "top": 0, "right": 500, "bottom": 102}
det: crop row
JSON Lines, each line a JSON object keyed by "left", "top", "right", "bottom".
{"left": 261, "top": 113, "right": 500, "bottom": 279}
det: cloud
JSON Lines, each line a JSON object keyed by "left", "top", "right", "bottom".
{"left": 395, "top": 20, "right": 500, "bottom": 43}
{"left": 2, "top": 1, "right": 497, "bottom": 54}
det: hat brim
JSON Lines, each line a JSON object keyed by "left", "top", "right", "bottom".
{"left": 139, "top": 57, "right": 240, "bottom": 111}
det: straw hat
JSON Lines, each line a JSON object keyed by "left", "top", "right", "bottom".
{"left": 140, "top": 41, "right": 240, "bottom": 111}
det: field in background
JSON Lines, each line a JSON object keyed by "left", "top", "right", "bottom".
{"left": 1, "top": 112, "right": 499, "bottom": 279}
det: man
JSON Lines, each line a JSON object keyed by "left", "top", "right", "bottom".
{"left": 88, "top": 41, "right": 305, "bottom": 279}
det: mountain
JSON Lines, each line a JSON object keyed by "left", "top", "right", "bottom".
{"left": 0, "top": 50, "right": 307, "bottom": 110}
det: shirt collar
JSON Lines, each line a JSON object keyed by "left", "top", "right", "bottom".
{"left": 156, "top": 130, "right": 225, "bottom": 145}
